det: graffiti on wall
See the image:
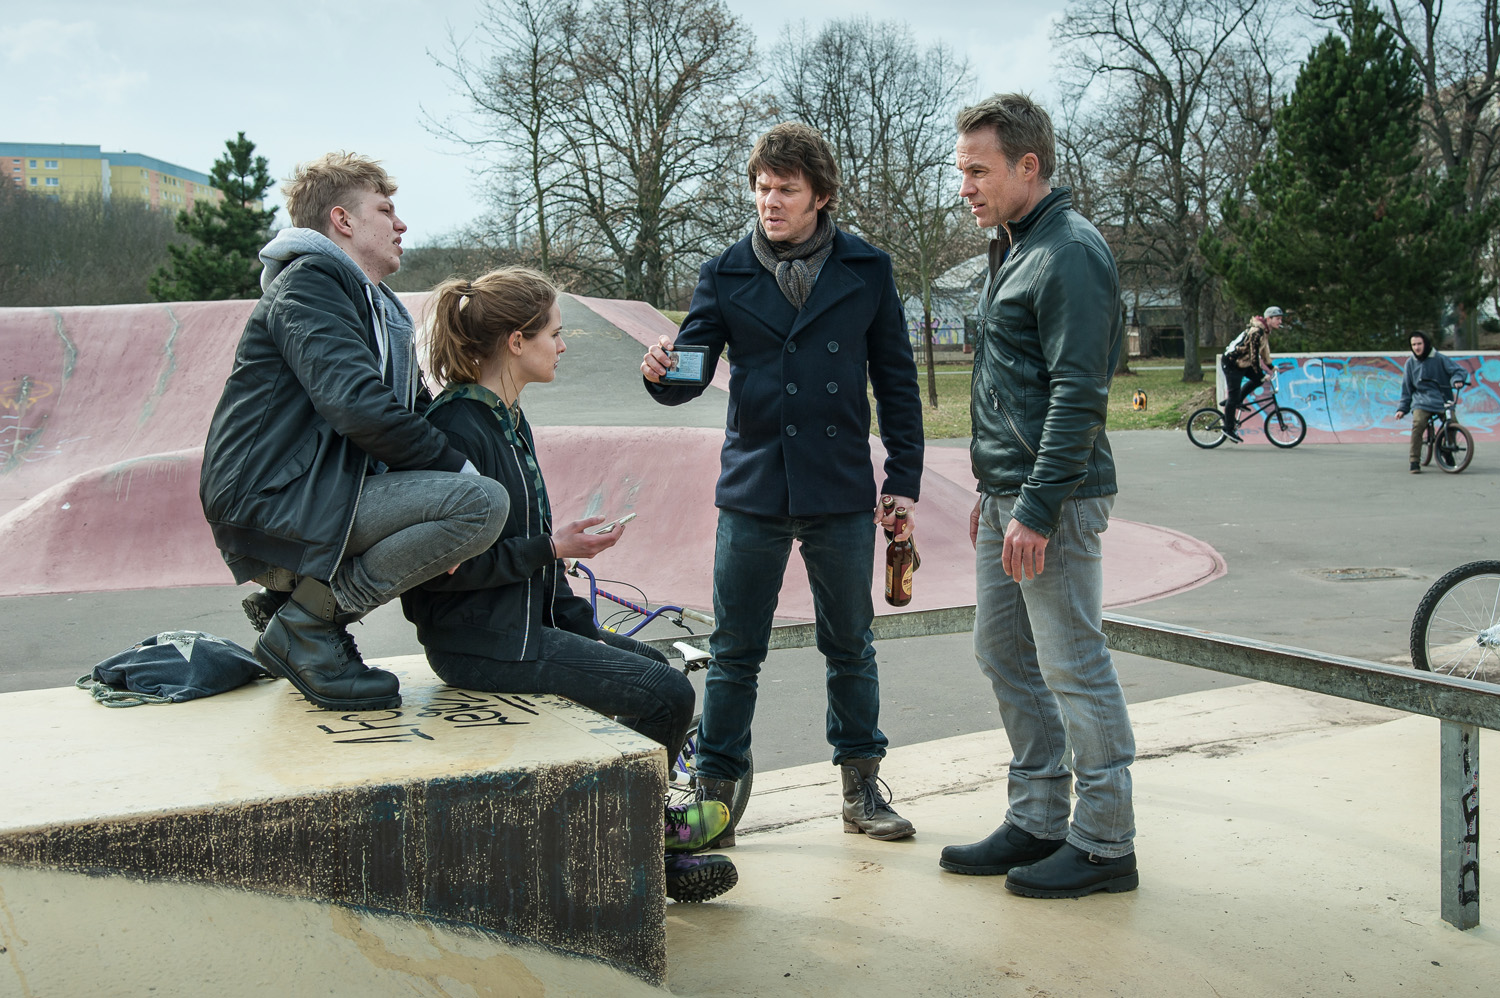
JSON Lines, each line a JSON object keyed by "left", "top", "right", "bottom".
{"left": 1242, "top": 354, "right": 1500, "bottom": 438}
{"left": 2, "top": 376, "right": 62, "bottom": 474}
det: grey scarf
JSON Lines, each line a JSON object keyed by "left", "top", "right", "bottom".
{"left": 751, "top": 212, "right": 836, "bottom": 310}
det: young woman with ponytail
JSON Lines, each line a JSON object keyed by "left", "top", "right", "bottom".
{"left": 401, "top": 268, "right": 738, "bottom": 902}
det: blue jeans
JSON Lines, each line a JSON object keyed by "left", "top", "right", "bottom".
{"left": 427, "top": 629, "right": 695, "bottom": 762}
{"left": 697, "top": 509, "right": 887, "bottom": 780}
{"left": 974, "top": 494, "right": 1135, "bottom": 858}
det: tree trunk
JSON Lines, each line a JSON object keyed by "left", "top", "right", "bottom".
{"left": 921, "top": 277, "right": 937, "bottom": 408}
{"left": 1179, "top": 277, "right": 1203, "bottom": 383}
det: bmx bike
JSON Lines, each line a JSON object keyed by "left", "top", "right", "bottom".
{"left": 1409, "top": 560, "right": 1500, "bottom": 682}
{"left": 565, "top": 560, "right": 753, "bottom": 829}
{"left": 1186, "top": 376, "right": 1307, "bottom": 449}
{"left": 1414, "top": 390, "right": 1473, "bottom": 474}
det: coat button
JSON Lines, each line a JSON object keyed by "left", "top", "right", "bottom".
{"left": 826, "top": 425, "right": 837, "bottom": 437}
{"left": 787, "top": 342, "right": 797, "bottom": 353}
{"left": 786, "top": 424, "right": 798, "bottom": 436}
{"left": 826, "top": 382, "right": 838, "bottom": 394}
{"left": 827, "top": 341, "right": 840, "bottom": 353}
{"left": 787, "top": 382, "right": 798, "bottom": 394}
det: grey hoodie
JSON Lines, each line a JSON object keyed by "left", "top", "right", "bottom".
{"left": 258, "top": 227, "right": 421, "bottom": 412}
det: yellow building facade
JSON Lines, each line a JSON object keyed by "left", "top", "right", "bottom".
{"left": 1, "top": 143, "right": 225, "bottom": 211}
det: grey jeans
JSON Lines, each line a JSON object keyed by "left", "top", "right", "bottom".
{"left": 973, "top": 493, "right": 1136, "bottom": 857}
{"left": 320, "top": 470, "right": 508, "bottom": 614}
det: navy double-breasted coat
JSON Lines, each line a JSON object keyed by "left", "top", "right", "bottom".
{"left": 648, "top": 228, "right": 924, "bottom": 516}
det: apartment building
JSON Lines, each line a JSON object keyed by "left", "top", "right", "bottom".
{"left": 0, "top": 143, "right": 225, "bottom": 211}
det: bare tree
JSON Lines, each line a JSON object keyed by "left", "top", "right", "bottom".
{"left": 0, "top": 186, "right": 186, "bottom": 306}
{"left": 433, "top": 0, "right": 766, "bottom": 306}
{"left": 431, "top": 0, "right": 571, "bottom": 273}
{"left": 1055, "top": 0, "right": 1276, "bottom": 382}
{"left": 774, "top": 18, "right": 984, "bottom": 406}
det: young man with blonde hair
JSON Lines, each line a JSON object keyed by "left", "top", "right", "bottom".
{"left": 200, "top": 153, "right": 508, "bottom": 711}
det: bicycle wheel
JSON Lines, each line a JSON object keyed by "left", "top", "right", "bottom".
{"left": 668, "top": 712, "right": 753, "bottom": 830}
{"left": 1263, "top": 406, "right": 1307, "bottom": 448}
{"left": 1435, "top": 424, "right": 1474, "bottom": 474}
{"left": 1187, "top": 408, "right": 1227, "bottom": 448}
{"left": 1422, "top": 424, "right": 1436, "bottom": 467}
{"left": 1410, "top": 560, "right": 1500, "bottom": 680}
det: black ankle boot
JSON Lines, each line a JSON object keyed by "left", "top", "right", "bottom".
{"left": 242, "top": 588, "right": 292, "bottom": 633}
{"left": 694, "top": 777, "right": 739, "bottom": 848}
{"left": 939, "top": 822, "right": 1065, "bottom": 876}
{"left": 1004, "top": 843, "right": 1138, "bottom": 898}
{"left": 254, "top": 577, "right": 399, "bottom": 711}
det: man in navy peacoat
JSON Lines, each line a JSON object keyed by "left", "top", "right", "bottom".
{"left": 642, "top": 123, "right": 924, "bottom": 846}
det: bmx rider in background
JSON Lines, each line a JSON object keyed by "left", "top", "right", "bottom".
{"left": 1394, "top": 330, "right": 1468, "bottom": 474}
{"left": 1221, "top": 306, "right": 1281, "bottom": 442}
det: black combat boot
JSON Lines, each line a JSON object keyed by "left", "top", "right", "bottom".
{"left": 254, "top": 577, "right": 399, "bottom": 711}
{"left": 694, "top": 776, "right": 739, "bottom": 848}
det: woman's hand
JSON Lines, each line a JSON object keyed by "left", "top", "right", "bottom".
{"left": 552, "top": 516, "right": 626, "bottom": 560}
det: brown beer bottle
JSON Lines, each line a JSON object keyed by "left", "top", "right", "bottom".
{"left": 885, "top": 507, "right": 915, "bottom": 607}
{"left": 880, "top": 495, "right": 919, "bottom": 571}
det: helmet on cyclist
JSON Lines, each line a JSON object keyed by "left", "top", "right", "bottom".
{"left": 1263, "top": 306, "right": 1284, "bottom": 318}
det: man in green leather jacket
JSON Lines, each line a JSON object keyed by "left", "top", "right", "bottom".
{"left": 937, "top": 94, "right": 1138, "bottom": 899}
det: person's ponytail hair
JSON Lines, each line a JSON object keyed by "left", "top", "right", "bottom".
{"left": 428, "top": 267, "right": 558, "bottom": 386}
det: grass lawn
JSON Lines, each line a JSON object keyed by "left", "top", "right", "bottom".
{"left": 652, "top": 310, "right": 1213, "bottom": 440}
{"left": 869, "top": 361, "right": 1214, "bottom": 440}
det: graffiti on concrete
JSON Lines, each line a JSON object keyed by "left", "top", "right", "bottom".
{"left": 1248, "top": 354, "right": 1500, "bottom": 437}
{"left": 1454, "top": 727, "right": 1480, "bottom": 908}
{"left": 313, "top": 689, "right": 540, "bottom": 744}
{"left": 2, "top": 376, "right": 59, "bottom": 474}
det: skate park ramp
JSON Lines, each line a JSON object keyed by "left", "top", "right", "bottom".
{"left": 1222, "top": 351, "right": 1499, "bottom": 444}
{"left": 0, "top": 294, "right": 1222, "bottom": 609}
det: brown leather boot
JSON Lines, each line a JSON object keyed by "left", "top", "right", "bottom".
{"left": 694, "top": 776, "right": 738, "bottom": 848}
{"left": 840, "top": 757, "right": 915, "bottom": 840}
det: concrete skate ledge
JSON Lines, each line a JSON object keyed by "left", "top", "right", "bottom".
{"left": 0, "top": 659, "right": 669, "bottom": 983}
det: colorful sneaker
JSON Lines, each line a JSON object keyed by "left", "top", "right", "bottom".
{"left": 665, "top": 800, "right": 731, "bottom": 853}
{"left": 664, "top": 852, "right": 738, "bottom": 902}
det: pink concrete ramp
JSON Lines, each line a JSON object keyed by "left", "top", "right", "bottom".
{"left": 0, "top": 295, "right": 1223, "bottom": 612}
{"left": 919, "top": 447, "right": 1226, "bottom": 609}
{"left": 569, "top": 294, "right": 732, "bottom": 394}
{"left": 1, "top": 301, "right": 252, "bottom": 597}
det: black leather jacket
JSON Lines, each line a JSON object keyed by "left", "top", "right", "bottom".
{"left": 199, "top": 255, "right": 468, "bottom": 584}
{"left": 969, "top": 188, "right": 1122, "bottom": 537}
{"left": 402, "top": 392, "right": 599, "bottom": 662}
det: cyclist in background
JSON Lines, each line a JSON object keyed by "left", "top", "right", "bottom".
{"left": 1394, "top": 329, "right": 1468, "bottom": 474}
{"left": 1221, "top": 306, "right": 1281, "bottom": 442}
{"left": 402, "top": 267, "right": 739, "bottom": 903}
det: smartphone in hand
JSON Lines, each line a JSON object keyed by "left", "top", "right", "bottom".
{"left": 589, "top": 512, "right": 637, "bottom": 534}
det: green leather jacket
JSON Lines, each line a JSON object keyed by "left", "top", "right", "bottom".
{"left": 969, "top": 187, "right": 1122, "bottom": 538}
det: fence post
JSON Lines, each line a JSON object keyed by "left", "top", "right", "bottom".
{"left": 1440, "top": 720, "right": 1480, "bottom": 929}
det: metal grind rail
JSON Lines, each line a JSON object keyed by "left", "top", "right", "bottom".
{"left": 644, "top": 606, "right": 1496, "bottom": 930}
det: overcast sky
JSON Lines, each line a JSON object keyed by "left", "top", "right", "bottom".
{"left": 4, "top": 0, "right": 1063, "bottom": 245}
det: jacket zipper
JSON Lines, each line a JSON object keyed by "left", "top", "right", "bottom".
{"left": 504, "top": 439, "right": 536, "bottom": 659}
{"left": 988, "top": 386, "right": 1037, "bottom": 458}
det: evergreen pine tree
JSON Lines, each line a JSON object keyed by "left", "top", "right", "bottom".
{"left": 1202, "top": 0, "right": 1489, "bottom": 350}
{"left": 150, "top": 132, "right": 276, "bottom": 301}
